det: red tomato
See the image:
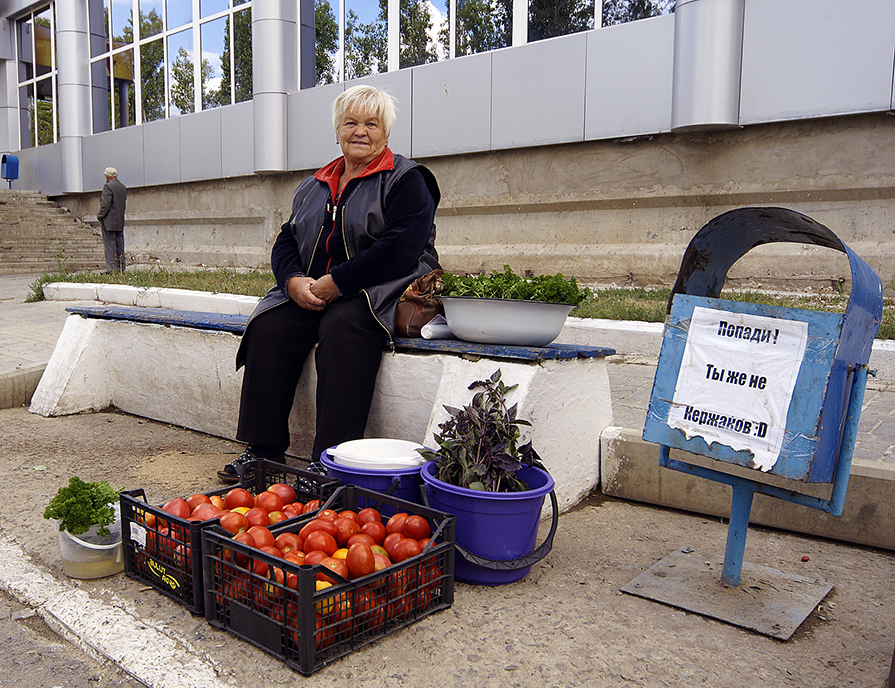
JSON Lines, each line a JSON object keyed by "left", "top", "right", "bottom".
{"left": 332, "top": 517, "right": 360, "bottom": 547}
{"left": 356, "top": 508, "right": 381, "bottom": 525}
{"left": 190, "top": 503, "right": 221, "bottom": 521}
{"left": 274, "top": 532, "right": 302, "bottom": 554}
{"left": 284, "top": 551, "right": 305, "bottom": 569}
{"left": 338, "top": 509, "right": 358, "bottom": 521}
{"left": 303, "top": 530, "right": 338, "bottom": 556}
{"left": 255, "top": 491, "right": 284, "bottom": 514}
{"left": 299, "top": 518, "right": 339, "bottom": 541}
{"left": 209, "top": 495, "right": 226, "bottom": 510}
{"left": 224, "top": 488, "right": 254, "bottom": 510}
{"left": 283, "top": 503, "right": 303, "bottom": 518}
{"left": 354, "top": 587, "right": 386, "bottom": 633}
{"left": 317, "top": 556, "right": 349, "bottom": 585}
{"left": 383, "top": 532, "right": 405, "bottom": 558}
{"left": 161, "top": 498, "right": 190, "bottom": 519}
{"left": 244, "top": 507, "right": 271, "bottom": 527}
{"left": 317, "top": 509, "right": 339, "bottom": 522}
{"left": 401, "top": 515, "right": 431, "bottom": 540}
{"left": 304, "top": 550, "right": 328, "bottom": 566}
{"left": 230, "top": 530, "right": 256, "bottom": 567}
{"left": 385, "top": 512, "right": 409, "bottom": 535}
{"left": 346, "top": 533, "right": 376, "bottom": 548}
{"left": 219, "top": 511, "right": 249, "bottom": 535}
{"left": 345, "top": 542, "right": 376, "bottom": 579}
{"left": 267, "top": 510, "right": 288, "bottom": 524}
{"left": 185, "top": 493, "right": 211, "bottom": 511}
{"left": 359, "top": 521, "right": 387, "bottom": 545}
{"left": 303, "top": 499, "right": 320, "bottom": 514}
{"left": 247, "top": 526, "right": 275, "bottom": 549}
{"left": 372, "top": 552, "right": 391, "bottom": 571}
{"left": 391, "top": 537, "right": 422, "bottom": 563}
{"left": 267, "top": 483, "right": 297, "bottom": 505}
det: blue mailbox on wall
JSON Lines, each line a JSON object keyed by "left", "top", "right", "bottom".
{"left": 1, "top": 154, "right": 19, "bottom": 188}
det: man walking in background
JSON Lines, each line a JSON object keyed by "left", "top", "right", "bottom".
{"left": 97, "top": 167, "right": 127, "bottom": 272}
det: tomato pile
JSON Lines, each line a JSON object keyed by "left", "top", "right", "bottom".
{"left": 209, "top": 494, "right": 443, "bottom": 653}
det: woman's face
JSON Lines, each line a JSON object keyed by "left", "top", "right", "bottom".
{"left": 338, "top": 107, "right": 388, "bottom": 168}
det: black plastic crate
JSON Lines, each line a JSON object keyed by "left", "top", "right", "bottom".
{"left": 121, "top": 459, "right": 339, "bottom": 614}
{"left": 202, "top": 484, "right": 455, "bottom": 675}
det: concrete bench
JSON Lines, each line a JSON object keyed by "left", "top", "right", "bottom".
{"left": 30, "top": 305, "right": 615, "bottom": 513}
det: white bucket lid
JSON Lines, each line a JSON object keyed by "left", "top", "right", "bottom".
{"left": 328, "top": 438, "right": 427, "bottom": 470}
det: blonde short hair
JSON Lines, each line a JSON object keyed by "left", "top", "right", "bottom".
{"left": 104, "top": 167, "right": 118, "bottom": 178}
{"left": 332, "top": 85, "right": 397, "bottom": 137}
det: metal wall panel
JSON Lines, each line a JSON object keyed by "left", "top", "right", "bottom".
{"left": 491, "top": 33, "right": 587, "bottom": 149}
{"left": 36, "top": 141, "right": 63, "bottom": 195}
{"left": 585, "top": 14, "right": 674, "bottom": 139}
{"left": 286, "top": 82, "right": 343, "bottom": 172}
{"left": 107, "top": 125, "right": 145, "bottom": 191}
{"left": 10, "top": 146, "right": 39, "bottom": 191}
{"left": 221, "top": 100, "right": 254, "bottom": 179}
{"left": 740, "top": 0, "right": 895, "bottom": 124}
{"left": 352, "top": 71, "right": 413, "bottom": 159}
{"left": 81, "top": 129, "right": 112, "bottom": 192}
{"left": 180, "top": 108, "right": 223, "bottom": 182}
{"left": 411, "top": 52, "right": 492, "bottom": 157}
{"left": 143, "top": 118, "right": 181, "bottom": 187}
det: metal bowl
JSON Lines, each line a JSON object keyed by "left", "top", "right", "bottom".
{"left": 439, "top": 296, "right": 574, "bottom": 346}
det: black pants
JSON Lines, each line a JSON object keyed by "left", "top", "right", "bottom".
{"left": 236, "top": 295, "right": 386, "bottom": 462}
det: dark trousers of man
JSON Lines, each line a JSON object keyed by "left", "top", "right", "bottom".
{"left": 102, "top": 229, "right": 125, "bottom": 272}
{"left": 236, "top": 294, "right": 386, "bottom": 462}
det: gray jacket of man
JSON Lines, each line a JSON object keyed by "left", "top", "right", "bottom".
{"left": 97, "top": 177, "right": 127, "bottom": 232}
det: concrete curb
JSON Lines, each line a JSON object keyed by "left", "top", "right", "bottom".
{"left": 600, "top": 426, "right": 895, "bottom": 551}
{"left": 0, "top": 365, "right": 45, "bottom": 410}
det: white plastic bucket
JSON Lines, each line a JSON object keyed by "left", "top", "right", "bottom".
{"left": 55, "top": 504, "right": 124, "bottom": 579}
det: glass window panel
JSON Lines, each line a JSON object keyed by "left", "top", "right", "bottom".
{"left": 19, "top": 84, "right": 34, "bottom": 148}
{"left": 17, "top": 19, "right": 35, "bottom": 82}
{"left": 34, "top": 9, "right": 54, "bottom": 79}
{"left": 35, "top": 78, "right": 54, "bottom": 146}
{"left": 232, "top": 7, "right": 252, "bottom": 102}
{"left": 400, "top": 0, "right": 438, "bottom": 69}
{"left": 602, "top": 0, "right": 672, "bottom": 28}
{"left": 314, "top": 0, "right": 338, "bottom": 84}
{"left": 453, "top": 0, "right": 511, "bottom": 57}
{"left": 138, "top": 0, "right": 164, "bottom": 38}
{"left": 168, "top": 29, "right": 194, "bottom": 115}
{"left": 201, "top": 0, "right": 229, "bottom": 19}
{"left": 89, "top": 0, "right": 111, "bottom": 58}
{"left": 90, "top": 58, "right": 112, "bottom": 133}
{"left": 233, "top": 0, "right": 249, "bottom": 6}
{"left": 528, "top": 0, "right": 594, "bottom": 42}
{"left": 111, "top": 0, "right": 133, "bottom": 44}
{"left": 200, "top": 17, "right": 226, "bottom": 108}
{"left": 344, "top": 0, "right": 385, "bottom": 81}
{"left": 140, "top": 37, "right": 165, "bottom": 122}
{"left": 112, "top": 48, "right": 136, "bottom": 127}
{"left": 166, "top": 0, "right": 193, "bottom": 30}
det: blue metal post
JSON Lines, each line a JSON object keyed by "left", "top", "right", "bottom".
{"left": 721, "top": 482, "right": 756, "bottom": 586}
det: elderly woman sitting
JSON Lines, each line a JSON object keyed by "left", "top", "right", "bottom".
{"left": 220, "top": 85, "right": 440, "bottom": 482}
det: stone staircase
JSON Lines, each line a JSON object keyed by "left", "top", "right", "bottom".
{"left": 0, "top": 190, "right": 105, "bottom": 275}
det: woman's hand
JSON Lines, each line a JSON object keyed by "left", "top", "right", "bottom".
{"left": 309, "top": 274, "right": 341, "bottom": 304}
{"left": 286, "top": 276, "right": 327, "bottom": 311}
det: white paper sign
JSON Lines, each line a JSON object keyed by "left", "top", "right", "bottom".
{"left": 667, "top": 306, "right": 808, "bottom": 471}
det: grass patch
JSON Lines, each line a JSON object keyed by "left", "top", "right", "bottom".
{"left": 27, "top": 268, "right": 895, "bottom": 340}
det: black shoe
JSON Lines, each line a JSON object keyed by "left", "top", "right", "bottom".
{"left": 217, "top": 449, "right": 258, "bottom": 484}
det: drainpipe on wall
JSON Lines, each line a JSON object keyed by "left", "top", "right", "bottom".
{"left": 55, "top": 4, "right": 91, "bottom": 193}
{"left": 671, "top": 0, "right": 745, "bottom": 132}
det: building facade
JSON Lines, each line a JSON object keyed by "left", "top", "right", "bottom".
{"left": 1, "top": 0, "right": 894, "bottom": 291}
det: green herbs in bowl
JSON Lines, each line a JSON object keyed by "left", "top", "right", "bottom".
{"left": 442, "top": 266, "right": 589, "bottom": 306}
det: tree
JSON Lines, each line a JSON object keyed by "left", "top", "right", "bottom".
{"left": 438, "top": 0, "right": 511, "bottom": 58}
{"left": 602, "top": 0, "right": 671, "bottom": 27}
{"left": 219, "top": 9, "right": 253, "bottom": 103}
{"left": 400, "top": 0, "right": 438, "bottom": 68}
{"left": 528, "top": 0, "right": 593, "bottom": 42}
{"left": 316, "top": 0, "right": 338, "bottom": 84}
{"left": 123, "top": 9, "right": 163, "bottom": 123}
{"left": 170, "top": 47, "right": 215, "bottom": 115}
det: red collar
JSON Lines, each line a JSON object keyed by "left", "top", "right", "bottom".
{"left": 315, "top": 148, "right": 395, "bottom": 200}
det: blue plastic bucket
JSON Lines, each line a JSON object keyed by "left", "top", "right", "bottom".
{"left": 420, "top": 461, "right": 555, "bottom": 585}
{"left": 321, "top": 450, "right": 424, "bottom": 516}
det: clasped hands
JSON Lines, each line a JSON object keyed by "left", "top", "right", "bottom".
{"left": 286, "top": 275, "right": 340, "bottom": 311}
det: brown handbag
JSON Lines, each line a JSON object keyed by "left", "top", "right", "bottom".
{"left": 395, "top": 269, "right": 445, "bottom": 337}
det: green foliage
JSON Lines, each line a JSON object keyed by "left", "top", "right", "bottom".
{"left": 418, "top": 369, "right": 545, "bottom": 492}
{"left": 219, "top": 8, "right": 253, "bottom": 104}
{"left": 44, "top": 477, "right": 122, "bottom": 537}
{"left": 316, "top": 1, "right": 339, "bottom": 84}
{"left": 442, "top": 265, "right": 590, "bottom": 305}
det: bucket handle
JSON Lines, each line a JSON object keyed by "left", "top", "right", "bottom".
{"left": 419, "top": 484, "right": 560, "bottom": 572}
